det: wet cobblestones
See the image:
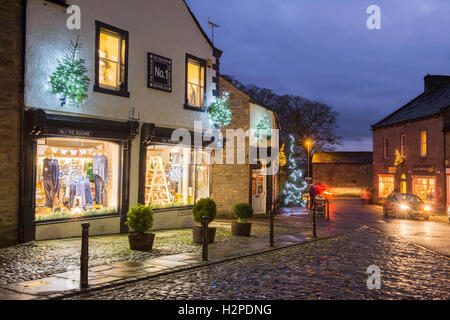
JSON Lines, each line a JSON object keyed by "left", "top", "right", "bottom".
{"left": 0, "top": 223, "right": 279, "bottom": 285}
{"left": 72, "top": 227, "right": 450, "bottom": 300}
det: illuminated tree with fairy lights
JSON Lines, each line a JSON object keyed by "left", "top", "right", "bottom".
{"left": 49, "top": 36, "right": 90, "bottom": 107}
{"left": 208, "top": 91, "right": 232, "bottom": 128}
{"left": 280, "top": 134, "right": 307, "bottom": 206}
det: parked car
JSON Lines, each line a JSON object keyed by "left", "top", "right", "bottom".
{"left": 383, "top": 193, "right": 430, "bottom": 220}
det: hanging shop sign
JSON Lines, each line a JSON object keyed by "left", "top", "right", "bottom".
{"left": 388, "top": 167, "right": 397, "bottom": 174}
{"left": 147, "top": 52, "right": 172, "bottom": 92}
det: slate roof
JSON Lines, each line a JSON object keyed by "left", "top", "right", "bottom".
{"left": 312, "top": 152, "right": 373, "bottom": 164}
{"left": 372, "top": 82, "right": 450, "bottom": 128}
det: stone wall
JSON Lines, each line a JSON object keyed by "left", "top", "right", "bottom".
{"left": 313, "top": 163, "right": 373, "bottom": 196}
{"left": 0, "top": 0, "right": 24, "bottom": 246}
{"left": 211, "top": 76, "right": 251, "bottom": 217}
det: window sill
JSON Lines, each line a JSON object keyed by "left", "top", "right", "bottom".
{"left": 34, "top": 213, "right": 121, "bottom": 225}
{"left": 94, "top": 85, "right": 130, "bottom": 98}
{"left": 152, "top": 205, "right": 194, "bottom": 212}
{"left": 184, "top": 104, "right": 205, "bottom": 112}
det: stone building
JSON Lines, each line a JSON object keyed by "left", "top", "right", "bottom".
{"left": 312, "top": 152, "right": 373, "bottom": 196}
{"left": 211, "top": 76, "right": 280, "bottom": 217}
{"left": 372, "top": 75, "right": 450, "bottom": 211}
{"left": 0, "top": 0, "right": 24, "bottom": 247}
{"left": 18, "top": 0, "right": 221, "bottom": 242}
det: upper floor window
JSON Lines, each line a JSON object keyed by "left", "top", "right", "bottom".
{"left": 94, "top": 21, "right": 129, "bottom": 97}
{"left": 400, "top": 134, "right": 407, "bottom": 157}
{"left": 420, "top": 130, "right": 427, "bottom": 157}
{"left": 383, "top": 137, "right": 389, "bottom": 159}
{"left": 185, "top": 54, "right": 206, "bottom": 110}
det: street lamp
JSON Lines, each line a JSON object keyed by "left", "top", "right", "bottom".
{"left": 305, "top": 139, "right": 313, "bottom": 181}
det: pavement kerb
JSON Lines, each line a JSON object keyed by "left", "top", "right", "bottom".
{"left": 47, "top": 226, "right": 367, "bottom": 300}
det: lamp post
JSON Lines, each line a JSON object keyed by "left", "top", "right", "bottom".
{"left": 306, "top": 139, "right": 312, "bottom": 180}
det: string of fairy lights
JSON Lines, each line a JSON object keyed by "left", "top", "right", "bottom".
{"left": 281, "top": 134, "right": 307, "bottom": 206}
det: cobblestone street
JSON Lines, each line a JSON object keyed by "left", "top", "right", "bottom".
{"left": 71, "top": 226, "right": 450, "bottom": 300}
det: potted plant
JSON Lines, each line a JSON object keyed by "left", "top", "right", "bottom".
{"left": 126, "top": 204, "right": 155, "bottom": 251}
{"left": 192, "top": 198, "right": 217, "bottom": 244}
{"left": 231, "top": 203, "right": 254, "bottom": 236}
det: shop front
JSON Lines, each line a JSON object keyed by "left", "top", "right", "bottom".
{"left": 21, "top": 109, "right": 139, "bottom": 241}
{"left": 138, "top": 124, "right": 214, "bottom": 230}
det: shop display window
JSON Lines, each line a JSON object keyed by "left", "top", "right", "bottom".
{"left": 378, "top": 175, "right": 394, "bottom": 198}
{"left": 35, "top": 138, "right": 120, "bottom": 221}
{"left": 145, "top": 145, "right": 210, "bottom": 209}
{"left": 413, "top": 176, "right": 435, "bottom": 204}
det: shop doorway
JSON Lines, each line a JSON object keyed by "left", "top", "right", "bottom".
{"left": 252, "top": 172, "right": 266, "bottom": 214}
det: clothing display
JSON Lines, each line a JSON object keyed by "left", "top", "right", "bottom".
{"left": 86, "top": 161, "right": 94, "bottom": 182}
{"left": 94, "top": 154, "right": 109, "bottom": 206}
{"left": 42, "top": 158, "right": 60, "bottom": 208}
{"left": 34, "top": 138, "right": 119, "bottom": 221}
{"left": 94, "top": 174, "right": 107, "bottom": 206}
{"left": 76, "top": 176, "right": 93, "bottom": 208}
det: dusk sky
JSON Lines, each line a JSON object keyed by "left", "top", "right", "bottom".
{"left": 186, "top": 0, "right": 450, "bottom": 151}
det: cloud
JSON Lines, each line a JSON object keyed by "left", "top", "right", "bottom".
{"left": 186, "top": 0, "right": 450, "bottom": 151}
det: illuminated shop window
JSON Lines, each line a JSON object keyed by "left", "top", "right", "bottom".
{"left": 378, "top": 175, "right": 394, "bottom": 198}
{"left": 35, "top": 138, "right": 120, "bottom": 221}
{"left": 186, "top": 56, "right": 205, "bottom": 108}
{"left": 420, "top": 131, "right": 427, "bottom": 157}
{"left": 144, "top": 145, "right": 210, "bottom": 209}
{"left": 95, "top": 21, "right": 128, "bottom": 96}
{"left": 413, "top": 176, "right": 435, "bottom": 204}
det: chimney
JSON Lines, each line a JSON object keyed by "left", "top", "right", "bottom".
{"left": 424, "top": 74, "right": 450, "bottom": 94}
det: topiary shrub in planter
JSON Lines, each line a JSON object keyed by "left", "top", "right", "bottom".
{"left": 192, "top": 198, "right": 217, "bottom": 244}
{"left": 126, "top": 204, "right": 155, "bottom": 251}
{"left": 231, "top": 203, "right": 254, "bottom": 236}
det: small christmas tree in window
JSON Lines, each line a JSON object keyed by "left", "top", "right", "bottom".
{"left": 49, "top": 36, "right": 90, "bottom": 107}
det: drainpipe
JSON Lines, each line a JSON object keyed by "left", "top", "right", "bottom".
{"left": 443, "top": 110, "right": 447, "bottom": 213}
{"left": 18, "top": 0, "right": 27, "bottom": 243}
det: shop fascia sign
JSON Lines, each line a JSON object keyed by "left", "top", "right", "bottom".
{"left": 411, "top": 166, "right": 435, "bottom": 173}
{"left": 58, "top": 128, "right": 92, "bottom": 137}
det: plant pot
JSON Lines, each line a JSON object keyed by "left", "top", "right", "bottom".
{"left": 128, "top": 233, "right": 155, "bottom": 251}
{"left": 192, "top": 226, "right": 216, "bottom": 244}
{"left": 231, "top": 222, "right": 252, "bottom": 237}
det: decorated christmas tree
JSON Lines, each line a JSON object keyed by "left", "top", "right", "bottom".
{"left": 255, "top": 114, "right": 272, "bottom": 139}
{"left": 208, "top": 91, "right": 232, "bottom": 128}
{"left": 49, "top": 36, "right": 90, "bottom": 107}
{"left": 280, "top": 134, "right": 307, "bottom": 206}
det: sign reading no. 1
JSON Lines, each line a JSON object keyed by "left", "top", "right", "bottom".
{"left": 148, "top": 52, "right": 172, "bottom": 92}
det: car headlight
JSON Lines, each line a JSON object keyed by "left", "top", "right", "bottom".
{"left": 400, "top": 204, "right": 410, "bottom": 210}
{"left": 424, "top": 205, "right": 431, "bottom": 211}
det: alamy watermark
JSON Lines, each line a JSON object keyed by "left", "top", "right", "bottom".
{"left": 171, "top": 121, "right": 280, "bottom": 176}
{"left": 366, "top": 265, "right": 381, "bottom": 289}
{"left": 66, "top": 5, "right": 81, "bottom": 30}
{"left": 367, "top": 5, "right": 381, "bottom": 30}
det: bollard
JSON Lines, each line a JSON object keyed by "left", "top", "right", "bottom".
{"left": 202, "top": 216, "right": 208, "bottom": 261}
{"left": 326, "top": 199, "right": 330, "bottom": 220}
{"left": 80, "top": 223, "right": 90, "bottom": 290}
{"left": 269, "top": 201, "right": 275, "bottom": 247}
{"left": 312, "top": 200, "right": 317, "bottom": 238}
